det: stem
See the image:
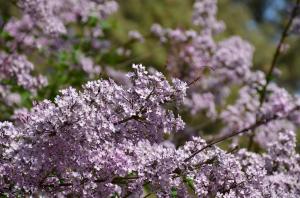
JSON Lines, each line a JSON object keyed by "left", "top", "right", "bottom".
{"left": 187, "top": 67, "right": 214, "bottom": 86}
{"left": 248, "top": 0, "right": 300, "bottom": 149}
{"left": 259, "top": 0, "right": 300, "bottom": 105}
{"left": 143, "top": 193, "right": 153, "bottom": 198}
{"left": 184, "top": 114, "right": 279, "bottom": 162}
{"left": 185, "top": 105, "right": 300, "bottom": 162}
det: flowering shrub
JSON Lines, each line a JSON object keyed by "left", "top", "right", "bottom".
{"left": 1, "top": 0, "right": 300, "bottom": 197}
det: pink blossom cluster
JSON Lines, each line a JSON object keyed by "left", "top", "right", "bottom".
{"left": 1, "top": 66, "right": 300, "bottom": 197}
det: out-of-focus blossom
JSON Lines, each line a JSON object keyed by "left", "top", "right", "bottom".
{"left": 128, "top": 30, "right": 144, "bottom": 43}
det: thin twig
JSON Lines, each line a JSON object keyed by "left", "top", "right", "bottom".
{"left": 184, "top": 114, "right": 280, "bottom": 162}
{"left": 259, "top": 0, "right": 300, "bottom": 105}
{"left": 187, "top": 66, "right": 214, "bottom": 86}
{"left": 113, "top": 87, "right": 155, "bottom": 125}
{"left": 185, "top": 103, "right": 300, "bottom": 162}
{"left": 187, "top": 75, "right": 202, "bottom": 86}
{"left": 143, "top": 193, "right": 153, "bottom": 198}
{"left": 247, "top": 0, "right": 300, "bottom": 149}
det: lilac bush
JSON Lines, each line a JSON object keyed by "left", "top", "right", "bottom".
{"left": 1, "top": 65, "right": 299, "bottom": 197}
{"left": 0, "top": 0, "right": 119, "bottom": 107}
{"left": 1, "top": 0, "right": 300, "bottom": 197}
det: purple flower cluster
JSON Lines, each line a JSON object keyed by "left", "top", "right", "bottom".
{"left": 0, "top": 65, "right": 186, "bottom": 196}
{"left": 221, "top": 81, "right": 300, "bottom": 148}
{"left": 151, "top": 16, "right": 254, "bottom": 119}
{"left": 19, "top": 0, "right": 118, "bottom": 35}
{"left": 1, "top": 0, "right": 119, "bottom": 88}
{"left": 151, "top": 0, "right": 300, "bottom": 152}
{"left": 1, "top": 65, "right": 300, "bottom": 197}
{"left": 192, "top": 0, "right": 225, "bottom": 34}
{"left": 0, "top": 52, "right": 47, "bottom": 106}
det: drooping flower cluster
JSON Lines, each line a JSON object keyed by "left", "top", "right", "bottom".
{"left": 0, "top": 53, "right": 47, "bottom": 92}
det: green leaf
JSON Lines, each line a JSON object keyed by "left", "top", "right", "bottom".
{"left": 100, "top": 20, "right": 112, "bottom": 30}
{"left": 183, "top": 176, "right": 196, "bottom": 193}
{"left": 87, "top": 16, "right": 99, "bottom": 27}
{"left": 171, "top": 187, "right": 177, "bottom": 198}
{"left": 0, "top": 30, "right": 12, "bottom": 40}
